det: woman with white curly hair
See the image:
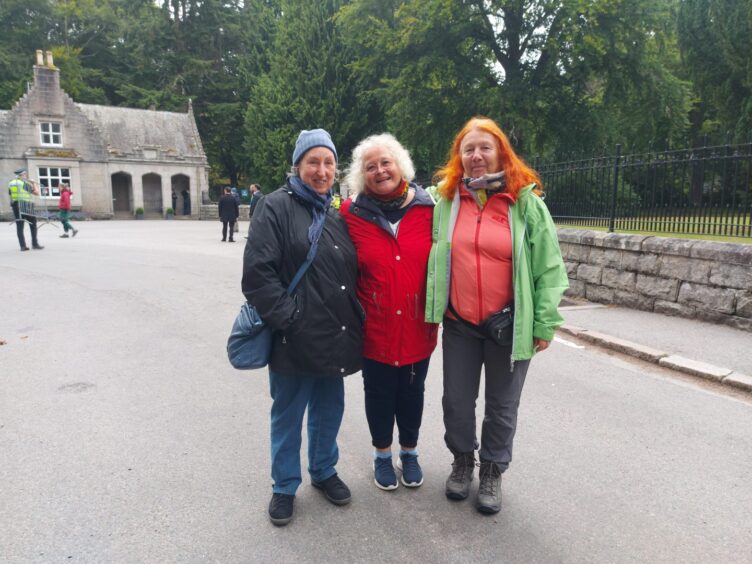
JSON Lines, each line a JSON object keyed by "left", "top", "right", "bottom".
{"left": 340, "top": 133, "right": 438, "bottom": 491}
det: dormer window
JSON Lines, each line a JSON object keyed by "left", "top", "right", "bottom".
{"left": 40, "top": 122, "right": 62, "bottom": 146}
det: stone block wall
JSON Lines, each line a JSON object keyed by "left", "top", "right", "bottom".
{"left": 558, "top": 229, "right": 752, "bottom": 332}
{"left": 200, "top": 204, "right": 252, "bottom": 221}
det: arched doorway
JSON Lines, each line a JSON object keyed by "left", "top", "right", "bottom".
{"left": 111, "top": 172, "right": 133, "bottom": 214}
{"left": 171, "top": 174, "right": 190, "bottom": 216}
{"left": 142, "top": 173, "right": 163, "bottom": 214}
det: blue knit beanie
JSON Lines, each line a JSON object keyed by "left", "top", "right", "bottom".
{"left": 292, "top": 128, "right": 338, "bottom": 166}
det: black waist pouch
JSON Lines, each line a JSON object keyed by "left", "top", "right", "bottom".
{"left": 449, "top": 303, "right": 514, "bottom": 347}
{"left": 480, "top": 305, "right": 514, "bottom": 346}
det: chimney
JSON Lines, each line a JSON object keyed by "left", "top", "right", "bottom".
{"left": 32, "top": 49, "right": 63, "bottom": 116}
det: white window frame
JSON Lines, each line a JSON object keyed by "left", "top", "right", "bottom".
{"left": 37, "top": 167, "right": 71, "bottom": 198}
{"left": 40, "top": 122, "right": 63, "bottom": 147}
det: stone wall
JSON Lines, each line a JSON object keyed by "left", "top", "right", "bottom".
{"left": 200, "top": 204, "right": 253, "bottom": 221}
{"left": 558, "top": 229, "right": 752, "bottom": 332}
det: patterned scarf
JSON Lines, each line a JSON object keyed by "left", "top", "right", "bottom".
{"left": 288, "top": 175, "right": 332, "bottom": 244}
{"left": 364, "top": 179, "right": 409, "bottom": 211}
{"left": 462, "top": 171, "right": 506, "bottom": 209}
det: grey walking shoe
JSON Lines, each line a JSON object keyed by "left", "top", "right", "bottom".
{"left": 476, "top": 460, "right": 502, "bottom": 514}
{"left": 445, "top": 452, "right": 475, "bottom": 500}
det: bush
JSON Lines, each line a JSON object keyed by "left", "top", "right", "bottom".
{"left": 135, "top": 207, "right": 144, "bottom": 215}
{"left": 165, "top": 207, "right": 174, "bottom": 215}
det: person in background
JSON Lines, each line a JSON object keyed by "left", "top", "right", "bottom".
{"left": 425, "top": 116, "right": 568, "bottom": 514}
{"left": 171, "top": 189, "right": 178, "bottom": 214}
{"left": 181, "top": 188, "right": 191, "bottom": 215}
{"left": 249, "top": 184, "right": 263, "bottom": 219}
{"left": 341, "top": 133, "right": 437, "bottom": 491}
{"left": 58, "top": 183, "right": 78, "bottom": 238}
{"left": 242, "top": 128, "right": 363, "bottom": 526}
{"left": 244, "top": 184, "right": 264, "bottom": 241}
{"left": 8, "top": 168, "right": 43, "bottom": 251}
{"left": 219, "top": 186, "right": 239, "bottom": 242}
{"left": 230, "top": 187, "right": 241, "bottom": 233}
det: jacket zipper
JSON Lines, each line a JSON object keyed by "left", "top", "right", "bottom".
{"left": 474, "top": 209, "right": 483, "bottom": 323}
{"left": 508, "top": 206, "right": 516, "bottom": 372}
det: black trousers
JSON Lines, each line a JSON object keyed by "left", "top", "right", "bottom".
{"left": 362, "top": 357, "right": 430, "bottom": 449}
{"left": 221, "top": 221, "right": 235, "bottom": 241}
{"left": 12, "top": 202, "right": 38, "bottom": 249}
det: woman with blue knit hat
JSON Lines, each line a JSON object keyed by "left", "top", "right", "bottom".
{"left": 242, "top": 128, "right": 364, "bottom": 526}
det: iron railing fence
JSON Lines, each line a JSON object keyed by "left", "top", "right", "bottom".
{"left": 537, "top": 140, "right": 752, "bottom": 238}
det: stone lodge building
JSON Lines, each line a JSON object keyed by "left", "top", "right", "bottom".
{"left": 0, "top": 50, "right": 208, "bottom": 219}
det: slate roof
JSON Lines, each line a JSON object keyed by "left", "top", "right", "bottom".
{"left": 75, "top": 103, "right": 205, "bottom": 159}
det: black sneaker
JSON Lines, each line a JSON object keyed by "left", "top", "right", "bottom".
{"left": 268, "top": 493, "right": 294, "bottom": 526}
{"left": 445, "top": 452, "right": 475, "bottom": 500}
{"left": 311, "top": 473, "right": 351, "bottom": 506}
{"left": 59, "top": 233, "right": 69, "bottom": 238}
{"left": 476, "top": 460, "right": 502, "bottom": 514}
{"left": 20, "top": 246, "right": 30, "bottom": 252}
{"left": 32, "top": 245, "right": 44, "bottom": 250}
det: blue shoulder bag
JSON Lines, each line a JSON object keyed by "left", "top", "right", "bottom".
{"left": 227, "top": 241, "right": 318, "bottom": 370}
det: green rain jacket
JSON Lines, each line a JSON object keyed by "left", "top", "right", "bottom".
{"left": 425, "top": 183, "right": 569, "bottom": 361}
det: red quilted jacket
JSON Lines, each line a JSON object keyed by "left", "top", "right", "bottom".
{"left": 341, "top": 188, "right": 438, "bottom": 366}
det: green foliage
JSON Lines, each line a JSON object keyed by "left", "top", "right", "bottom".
{"left": 244, "top": 0, "right": 379, "bottom": 189}
{"left": 0, "top": 0, "right": 747, "bottom": 185}
{"left": 678, "top": 0, "right": 752, "bottom": 141}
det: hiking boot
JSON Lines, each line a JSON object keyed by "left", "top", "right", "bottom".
{"left": 396, "top": 453, "right": 423, "bottom": 487}
{"left": 60, "top": 233, "right": 69, "bottom": 238}
{"left": 445, "top": 452, "right": 475, "bottom": 500}
{"left": 72, "top": 228, "right": 78, "bottom": 237}
{"left": 268, "top": 493, "right": 294, "bottom": 526}
{"left": 373, "top": 457, "right": 398, "bottom": 491}
{"left": 311, "top": 473, "right": 351, "bottom": 505}
{"left": 476, "top": 460, "right": 502, "bottom": 514}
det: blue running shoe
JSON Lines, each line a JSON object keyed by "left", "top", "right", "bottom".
{"left": 373, "top": 456, "right": 399, "bottom": 490}
{"left": 397, "top": 452, "right": 424, "bottom": 487}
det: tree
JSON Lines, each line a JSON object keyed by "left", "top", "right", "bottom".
{"left": 244, "top": 0, "right": 380, "bottom": 190}
{"left": 678, "top": 0, "right": 752, "bottom": 141}
{"left": 336, "top": 0, "right": 692, "bottom": 172}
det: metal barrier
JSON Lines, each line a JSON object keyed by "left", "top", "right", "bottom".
{"left": 539, "top": 139, "right": 752, "bottom": 238}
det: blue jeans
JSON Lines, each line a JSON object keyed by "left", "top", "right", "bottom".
{"left": 269, "top": 371, "right": 345, "bottom": 495}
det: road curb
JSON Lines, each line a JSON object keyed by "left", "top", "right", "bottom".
{"left": 559, "top": 324, "right": 748, "bottom": 392}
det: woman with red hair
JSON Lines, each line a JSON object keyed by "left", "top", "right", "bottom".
{"left": 425, "top": 116, "right": 568, "bottom": 514}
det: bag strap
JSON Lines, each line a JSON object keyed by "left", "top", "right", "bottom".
{"left": 447, "top": 302, "right": 481, "bottom": 332}
{"left": 286, "top": 237, "right": 320, "bottom": 295}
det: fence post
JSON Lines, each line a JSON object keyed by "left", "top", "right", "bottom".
{"left": 608, "top": 144, "right": 621, "bottom": 232}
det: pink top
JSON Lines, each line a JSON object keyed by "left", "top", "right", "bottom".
{"left": 58, "top": 189, "right": 72, "bottom": 210}
{"left": 449, "top": 187, "right": 514, "bottom": 325}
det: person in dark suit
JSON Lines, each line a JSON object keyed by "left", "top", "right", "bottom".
{"left": 249, "top": 184, "right": 263, "bottom": 218}
{"left": 218, "top": 186, "right": 239, "bottom": 242}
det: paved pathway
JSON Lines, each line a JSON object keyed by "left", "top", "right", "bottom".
{"left": 2, "top": 221, "right": 751, "bottom": 562}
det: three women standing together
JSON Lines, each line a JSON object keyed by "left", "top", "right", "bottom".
{"left": 241, "top": 117, "right": 567, "bottom": 526}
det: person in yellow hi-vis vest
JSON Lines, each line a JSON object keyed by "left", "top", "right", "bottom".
{"left": 8, "top": 168, "right": 43, "bottom": 251}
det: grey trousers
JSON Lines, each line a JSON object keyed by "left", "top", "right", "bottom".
{"left": 442, "top": 317, "right": 530, "bottom": 471}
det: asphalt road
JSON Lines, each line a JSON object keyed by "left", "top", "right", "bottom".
{"left": 2, "top": 220, "right": 751, "bottom": 563}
